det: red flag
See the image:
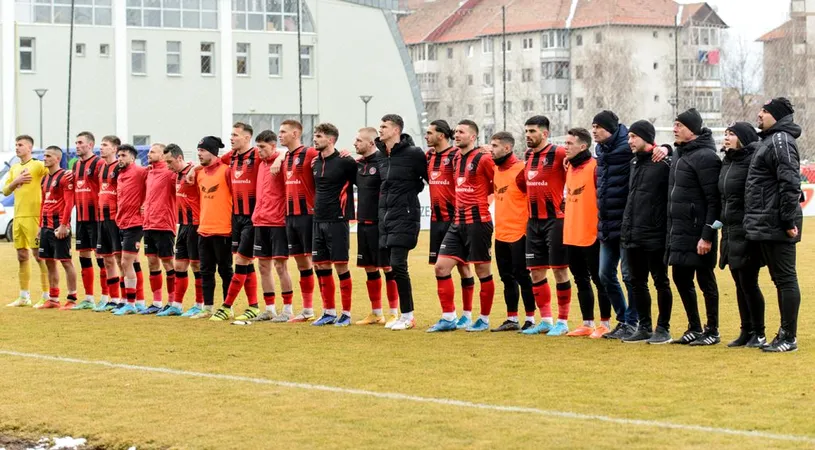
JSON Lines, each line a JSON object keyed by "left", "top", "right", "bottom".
{"left": 707, "top": 49, "right": 720, "bottom": 65}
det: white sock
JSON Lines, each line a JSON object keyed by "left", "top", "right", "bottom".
{"left": 479, "top": 315, "right": 489, "bottom": 324}
{"left": 525, "top": 316, "right": 536, "bottom": 325}
{"left": 508, "top": 316, "right": 519, "bottom": 323}
{"left": 100, "top": 295, "right": 110, "bottom": 303}
{"left": 372, "top": 308, "right": 383, "bottom": 316}
{"left": 389, "top": 308, "right": 398, "bottom": 315}
{"left": 265, "top": 304, "right": 277, "bottom": 313}
{"left": 20, "top": 290, "right": 30, "bottom": 299}
{"left": 85, "top": 295, "right": 94, "bottom": 302}
{"left": 601, "top": 320, "right": 611, "bottom": 329}
{"left": 152, "top": 301, "right": 162, "bottom": 307}
{"left": 557, "top": 319, "right": 568, "bottom": 325}
{"left": 136, "top": 300, "right": 145, "bottom": 307}
{"left": 402, "top": 311, "right": 414, "bottom": 320}
{"left": 42, "top": 292, "right": 50, "bottom": 300}
{"left": 283, "top": 304, "right": 293, "bottom": 314}
{"left": 325, "top": 308, "right": 336, "bottom": 316}
{"left": 584, "top": 320, "right": 595, "bottom": 327}
{"left": 462, "top": 311, "right": 472, "bottom": 319}
{"left": 172, "top": 301, "right": 183, "bottom": 308}
{"left": 204, "top": 304, "right": 213, "bottom": 311}
{"left": 442, "top": 312, "right": 456, "bottom": 321}
{"left": 68, "top": 290, "right": 77, "bottom": 297}
{"left": 342, "top": 310, "right": 350, "bottom": 316}
{"left": 542, "top": 317, "right": 554, "bottom": 325}
{"left": 303, "top": 307, "right": 314, "bottom": 315}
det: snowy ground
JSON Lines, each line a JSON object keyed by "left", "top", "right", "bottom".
{"left": 0, "top": 436, "right": 111, "bottom": 450}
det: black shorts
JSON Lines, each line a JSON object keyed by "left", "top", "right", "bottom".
{"left": 357, "top": 223, "right": 390, "bottom": 268}
{"left": 75, "top": 221, "right": 98, "bottom": 252}
{"left": 286, "top": 215, "right": 313, "bottom": 257}
{"left": 254, "top": 226, "right": 289, "bottom": 259}
{"left": 231, "top": 215, "right": 254, "bottom": 259}
{"left": 175, "top": 224, "right": 200, "bottom": 261}
{"left": 525, "top": 218, "right": 568, "bottom": 269}
{"left": 312, "top": 221, "right": 350, "bottom": 264}
{"left": 144, "top": 230, "right": 175, "bottom": 258}
{"left": 39, "top": 227, "right": 72, "bottom": 261}
{"left": 121, "top": 226, "right": 144, "bottom": 255}
{"left": 96, "top": 219, "right": 122, "bottom": 256}
{"left": 438, "top": 222, "right": 493, "bottom": 264}
{"left": 429, "top": 221, "right": 452, "bottom": 265}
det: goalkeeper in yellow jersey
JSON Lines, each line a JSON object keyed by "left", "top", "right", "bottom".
{"left": 4, "top": 135, "right": 50, "bottom": 307}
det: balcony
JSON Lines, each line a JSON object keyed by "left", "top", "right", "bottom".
{"left": 540, "top": 48, "right": 570, "bottom": 61}
{"left": 540, "top": 79, "right": 569, "bottom": 94}
{"left": 681, "top": 79, "right": 722, "bottom": 89}
{"left": 421, "top": 88, "right": 441, "bottom": 102}
{"left": 413, "top": 60, "right": 439, "bottom": 74}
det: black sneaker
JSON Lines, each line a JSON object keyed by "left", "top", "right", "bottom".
{"left": 689, "top": 327, "right": 721, "bottom": 346}
{"left": 603, "top": 323, "right": 626, "bottom": 339}
{"left": 491, "top": 320, "right": 521, "bottom": 332}
{"left": 745, "top": 334, "right": 768, "bottom": 349}
{"left": 762, "top": 329, "right": 798, "bottom": 353}
{"left": 618, "top": 324, "right": 636, "bottom": 340}
{"left": 520, "top": 321, "right": 534, "bottom": 332}
{"left": 622, "top": 326, "right": 652, "bottom": 343}
{"left": 727, "top": 330, "right": 753, "bottom": 348}
{"left": 647, "top": 326, "right": 672, "bottom": 345}
{"left": 672, "top": 328, "right": 703, "bottom": 345}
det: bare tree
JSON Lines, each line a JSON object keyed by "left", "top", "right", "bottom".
{"left": 721, "top": 35, "right": 763, "bottom": 124}
{"left": 576, "top": 34, "right": 641, "bottom": 126}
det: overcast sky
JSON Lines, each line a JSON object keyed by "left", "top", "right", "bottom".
{"left": 680, "top": 0, "right": 790, "bottom": 42}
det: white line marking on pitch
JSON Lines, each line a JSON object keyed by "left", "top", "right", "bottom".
{"left": 2, "top": 349, "right": 813, "bottom": 444}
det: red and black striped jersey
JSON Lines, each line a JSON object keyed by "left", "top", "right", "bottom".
{"left": 453, "top": 148, "right": 495, "bottom": 224}
{"left": 427, "top": 146, "right": 458, "bottom": 223}
{"left": 176, "top": 164, "right": 200, "bottom": 226}
{"left": 98, "top": 161, "right": 118, "bottom": 221}
{"left": 312, "top": 150, "right": 356, "bottom": 222}
{"left": 284, "top": 146, "right": 318, "bottom": 216}
{"left": 40, "top": 169, "right": 74, "bottom": 229}
{"left": 521, "top": 144, "right": 567, "bottom": 220}
{"left": 221, "top": 148, "right": 259, "bottom": 216}
{"left": 73, "top": 155, "right": 102, "bottom": 222}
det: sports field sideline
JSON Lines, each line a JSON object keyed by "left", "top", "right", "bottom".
{"left": 1, "top": 226, "right": 814, "bottom": 449}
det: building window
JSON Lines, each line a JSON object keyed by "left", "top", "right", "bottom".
{"left": 19, "top": 37, "right": 35, "bottom": 72}
{"left": 467, "top": 74, "right": 473, "bottom": 86}
{"left": 541, "top": 61, "right": 569, "bottom": 79}
{"left": 99, "top": 43, "right": 110, "bottom": 57}
{"left": 482, "top": 37, "right": 493, "bottom": 54}
{"left": 447, "top": 106, "right": 454, "bottom": 117}
{"left": 523, "top": 100, "right": 534, "bottom": 112}
{"left": 166, "top": 41, "right": 181, "bottom": 75}
{"left": 653, "top": 31, "right": 659, "bottom": 38}
{"left": 503, "top": 101, "right": 513, "bottom": 114}
{"left": 268, "top": 44, "right": 282, "bottom": 76}
{"left": 467, "top": 104, "right": 474, "bottom": 116}
{"left": 447, "top": 76, "right": 454, "bottom": 88}
{"left": 417, "top": 73, "right": 439, "bottom": 90}
{"left": 447, "top": 47, "right": 453, "bottom": 59}
{"left": 653, "top": 62, "right": 658, "bottom": 70}
{"left": 236, "top": 42, "right": 250, "bottom": 75}
{"left": 504, "top": 70, "right": 512, "bottom": 82}
{"left": 411, "top": 45, "right": 426, "bottom": 61}
{"left": 483, "top": 72, "right": 493, "bottom": 86}
{"left": 21, "top": 0, "right": 111, "bottom": 26}
{"left": 575, "top": 34, "right": 583, "bottom": 46}
{"left": 428, "top": 45, "right": 437, "bottom": 61}
{"left": 200, "top": 41, "right": 214, "bottom": 75}
{"left": 231, "top": 0, "right": 315, "bottom": 32}
{"left": 300, "top": 45, "right": 313, "bottom": 77}
{"left": 522, "top": 68, "right": 533, "bottom": 82}
{"left": 577, "top": 98, "right": 584, "bottom": 110}
{"left": 542, "top": 30, "right": 568, "bottom": 49}
{"left": 691, "top": 27, "right": 720, "bottom": 46}
{"left": 654, "top": 95, "right": 660, "bottom": 103}
{"left": 75, "top": 43, "right": 86, "bottom": 57}
{"left": 133, "top": 135, "right": 151, "bottom": 146}
{"left": 426, "top": 102, "right": 439, "bottom": 118}
{"left": 485, "top": 102, "right": 492, "bottom": 115}
{"left": 501, "top": 40, "right": 512, "bottom": 52}
{"left": 595, "top": 32, "right": 602, "bottom": 44}
{"left": 575, "top": 65, "right": 583, "bottom": 79}
{"left": 522, "top": 37, "right": 534, "bottom": 49}
{"left": 131, "top": 40, "right": 146, "bottom": 75}
{"left": 124, "top": 0, "right": 218, "bottom": 29}
{"left": 467, "top": 44, "right": 474, "bottom": 57}
{"left": 542, "top": 94, "right": 569, "bottom": 112}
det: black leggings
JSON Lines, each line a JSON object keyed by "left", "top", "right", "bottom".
{"left": 729, "top": 266, "right": 765, "bottom": 336}
{"left": 198, "top": 235, "right": 233, "bottom": 306}
{"left": 671, "top": 265, "right": 719, "bottom": 331}
{"left": 567, "top": 242, "right": 611, "bottom": 322}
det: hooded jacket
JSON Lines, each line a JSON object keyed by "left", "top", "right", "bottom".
{"left": 666, "top": 128, "right": 722, "bottom": 268}
{"left": 375, "top": 134, "right": 428, "bottom": 249}
{"left": 718, "top": 142, "right": 762, "bottom": 269}
{"left": 744, "top": 115, "right": 805, "bottom": 243}
{"left": 595, "top": 124, "right": 632, "bottom": 241}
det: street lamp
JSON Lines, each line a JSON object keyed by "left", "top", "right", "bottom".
{"left": 34, "top": 89, "right": 48, "bottom": 148}
{"left": 360, "top": 95, "right": 373, "bottom": 127}
{"left": 555, "top": 101, "right": 566, "bottom": 136}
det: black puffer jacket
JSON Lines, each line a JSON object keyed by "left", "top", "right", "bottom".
{"left": 666, "top": 129, "right": 722, "bottom": 268}
{"left": 744, "top": 116, "right": 804, "bottom": 243}
{"left": 596, "top": 124, "right": 632, "bottom": 242}
{"left": 376, "top": 134, "right": 428, "bottom": 249}
{"left": 621, "top": 151, "right": 671, "bottom": 251}
{"left": 718, "top": 142, "right": 762, "bottom": 270}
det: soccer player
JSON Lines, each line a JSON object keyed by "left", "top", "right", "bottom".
{"left": 71, "top": 131, "right": 108, "bottom": 310}
{"left": 36, "top": 146, "right": 77, "bottom": 309}
{"left": 488, "top": 131, "right": 536, "bottom": 332}
{"left": 113, "top": 144, "right": 148, "bottom": 316}
{"left": 160, "top": 144, "right": 204, "bottom": 317}
{"left": 251, "top": 130, "right": 294, "bottom": 322}
{"left": 212, "top": 123, "right": 262, "bottom": 322}
{"left": 4, "top": 135, "right": 49, "bottom": 307}
{"left": 353, "top": 127, "right": 399, "bottom": 325}
{"left": 562, "top": 128, "right": 610, "bottom": 338}
{"left": 140, "top": 143, "right": 178, "bottom": 314}
{"left": 519, "top": 115, "right": 572, "bottom": 336}
{"left": 425, "top": 120, "right": 475, "bottom": 328}
{"left": 196, "top": 136, "right": 234, "bottom": 319}
{"left": 428, "top": 120, "right": 496, "bottom": 332}
{"left": 309, "top": 123, "right": 357, "bottom": 327}
{"left": 94, "top": 135, "right": 124, "bottom": 311}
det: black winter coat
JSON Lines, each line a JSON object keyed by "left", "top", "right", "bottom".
{"left": 718, "top": 142, "right": 762, "bottom": 270}
{"left": 596, "top": 124, "right": 632, "bottom": 242}
{"left": 666, "top": 129, "right": 722, "bottom": 268}
{"left": 376, "top": 134, "right": 428, "bottom": 250}
{"left": 621, "top": 151, "right": 671, "bottom": 251}
{"left": 744, "top": 116, "right": 804, "bottom": 243}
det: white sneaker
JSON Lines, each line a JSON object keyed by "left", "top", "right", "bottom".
{"left": 384, "top": 314, "right": 400, "bottom": 329}
{"left": 390, "top": 316, "right": 415, "bottom": 331}
{"left": 7, "top": 297, "right": 32, "bottom": 307}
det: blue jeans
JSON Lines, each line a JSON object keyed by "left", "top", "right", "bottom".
{"left": 599, "top": 238, "right": 638, "bottom": 325}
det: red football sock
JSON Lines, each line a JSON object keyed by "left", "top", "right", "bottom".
{"left": 366, "top": 271, "right": 382, "bottom": 310}
{"left": 79, "top": 257, "right": 94, "bottom": 296}
{"left": 107, "top": 277, "right": 120, "bottom": 300}
{"left": 125, "top": 288, "right": 136, "bottom": 304}
{"left": 263, "top": 292, "right": 276, "bottom": 306}
{"left": 437, "top": 275, "right": 455, "bottom": 313}
{"left": 224, "top": 265, "right": 248, "bottom": 308}
{"left": 244, "top": 266, "right": 258, "bottom": 307}
{"left": 282, "top": 290, "right": 293, "bottom": 306}
{"left": 384, "top": 271, "right": 399, "bottom": 310}
{"left": 174, "top": 271, "right": 189, "bottom": 304}
{"left": 461, "top": 276, "right": 474, "bottom": 313}
{"left": 533, "top": 279, "right": 552, "bottom": 319}
{"left": 166, "top": 270, "right": 176, "bottom": 302}
{"left": 479, "top": 275, "right": 495, "bottom": 317}
{"left": 556, "top": 281, "right": 572, "bottom": 321}
{"left": 316, "top": 269, "right": 335, "bottom": 310}
{"left": 134, "top": 263, "right": 145, "bottom": 300}
{"left": 193, "top": 271, "right": 203, "bottom": 304}
{"left": 299, "top": 269, "right": 314, "bottom": 309}
{"left": 149, "top": 271, "right": 163, "bottom": 302}
{"left": 49, "top": 287, "right": 60, "bottom": 300}
{"left": 339, "top": 271, "right": 352, "bottom": 313}
{"left": 98, "top": 260, "right": 109, "bottom": 296}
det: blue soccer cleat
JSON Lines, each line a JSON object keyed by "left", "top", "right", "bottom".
{"left": 113, "top": 303, "right": 138, "bottom": 316}
{"left": 546, "top": 322, "right": 570, "bottom": 336}
{"left": 455, "top": 316, "right": 472, "bottom": 330}
{"left": 466, "top": 318, "right": 490, "bottom": 332}
{"left": 334, "top": 314, "right": 352, "bottom": 327}
{"left": 426, "top": 318, "right": 457, "bottom": 333}
{"left": 181, "top": 305, "right": 203, "bottom": 317}
{"left": 157, "top": 305, "right": 183, "bottom": 317}
{"left": 521, "top": 321, "right": 553, "bottom": 335}
{"left": 139, "top": 304, "right": 162, "bottom": 315}
{"left": 312, "top": 313, "right": 337, "bottom": 326}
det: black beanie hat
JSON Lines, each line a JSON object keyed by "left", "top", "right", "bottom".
{"left": 762, "top": 97, "right": 794, "bottom": 121}
{"left": 628, "top": 120, "right": 656, "bottom": 144}
{"left": 725, "top": 122, "right": 759, "bottom": 147}
{"left": 197, "top": 136, "right": 225, "bottom": 156}
{"left": 675, "top": 108, "right": 703, "bottom": 135}
{"left": 593, "top": 110, "right": 619, "bottom": 134}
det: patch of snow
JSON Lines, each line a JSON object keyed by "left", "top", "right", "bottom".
{"left": 50, "top": 437, "right": 86, "bottom": 449}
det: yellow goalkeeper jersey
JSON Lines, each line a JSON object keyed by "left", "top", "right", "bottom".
{"left": 2, "top": 158, "right": 48, "bottom": 218}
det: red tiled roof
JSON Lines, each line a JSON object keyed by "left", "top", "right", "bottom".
{"left": 569, "top": 0, "right": 679, "bottom": 29}
{"left": 479, "top": 0, "right": 570, "bottom": 36}
{"left": 680, "top": 3, "right": 704, "bottom": 25}
{"left": 757, "top": 20, "right": 803, "bottom": 42}
{"left": 397, "top": 0, "right": 463, "bottom": 44}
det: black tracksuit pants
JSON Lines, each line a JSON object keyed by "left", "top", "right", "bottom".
{"left": 628, "top": 247, "right": 672, "bottom": 331}
{"left": 388, "top": 246, "right": 414, "bottom": 314}
{"left": 759, "top": 242, "right": 800, "bottom": 337}
{"left": 729, "top": 265, "right": 765, "bottom": 336}
{"left": 567, "top": 242, "right": 611, "bottom": 322}
{"left": 198, "top": 235, "right": 233, "bottom": 306}
{"left": 495, "top": 237, "right": 535, "bottom": 316}
{"left": 671, "top": 265, "right": 719, "bottom": 332}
